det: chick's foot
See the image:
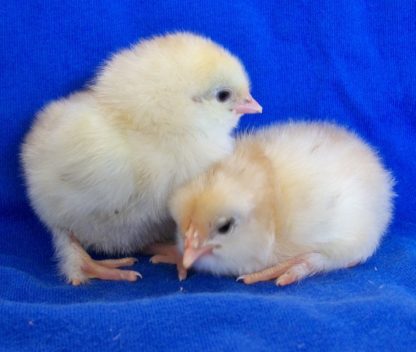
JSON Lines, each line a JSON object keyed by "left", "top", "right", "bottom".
{"left": 145, "top": 243, "right": 187, "bottom": 281}
{"left": 237, "top": 252, "right": 326, "bottom": 287}
{"left": 69, "top": 233, "right": 141, "bottom": 285}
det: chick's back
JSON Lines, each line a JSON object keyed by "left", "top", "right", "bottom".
{"left": 241, "top": 122, "right": 394, "bottom": 262}
{"left": 22, "top": 92, "right": 137, "bottom": 228}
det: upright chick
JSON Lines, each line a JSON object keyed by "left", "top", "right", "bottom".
{"left": 21, "top": 32, "right": 262, "bottom": 285}
{"left": 170, "top": 122, "right": 394, "bottom": 286}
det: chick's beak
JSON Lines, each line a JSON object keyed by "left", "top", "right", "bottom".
{"left": 182, "top": 225, "right": 215, "bottom": 269}
{"left": 234, "top": 94, "right": 262, "bottom": 114}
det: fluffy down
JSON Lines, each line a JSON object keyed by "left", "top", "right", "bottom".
{"left": 21, "top": 32, "right": 262, "bottom": 284}
{"left": 170, "top": 121, "right": 394, "bottom": 285}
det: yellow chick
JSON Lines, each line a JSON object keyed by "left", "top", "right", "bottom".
{"left": 21, "top": 32, "right": 262, "bottom": 285}
{"left": 169, "top": 122, "right": 394, "bottom": 286}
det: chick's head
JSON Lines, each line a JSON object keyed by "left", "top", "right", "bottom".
{"left": 94, "top": 32, "right": 261, "bottom": 132}
{"left": 170, "top": 166, "right": 269, "bottom": 276}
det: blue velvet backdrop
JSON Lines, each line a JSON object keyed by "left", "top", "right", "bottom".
{"left": 1, "top": 1, "right": 415, "bottom": 351}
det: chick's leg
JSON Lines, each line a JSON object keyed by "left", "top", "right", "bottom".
{"left": 51, "top": 230, "right": 140, "bottom": 286}
{"left": 68, "top": 233, "right": 141, "bottom": 285}
{"left": 238, "top": 252, "right": 327, "bottom": 286}
{"left": 145, "top": 243, "right": 187, "bottom": 281}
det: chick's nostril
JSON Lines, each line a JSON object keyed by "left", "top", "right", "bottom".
{"left": 192, "top": 238, "right": 199, "bottom": 248}
{"left": 184, "top": 236, "right": 192, "bottom": 248}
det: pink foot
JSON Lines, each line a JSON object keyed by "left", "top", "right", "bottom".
{"left": 145, "top": 243, "right": 187, "bottom": 281}
{"left": 238, "top": 252, "right": 326, "bottom": 287}
{"left": 69, "top": 234, "right": 141, "bottom": 285}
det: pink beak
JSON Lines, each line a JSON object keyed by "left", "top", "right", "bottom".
{"left": 234, "top": 94, "right": 263, "bottom": 115}
{"left": 182, "top": 225, "right": 215, "bottom": 269}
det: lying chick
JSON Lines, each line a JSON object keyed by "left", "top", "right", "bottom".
{"left": 169, "top": 122, "right": 394, "bottom": 286}
{"left": 21, "top": 32, "right": 262, "bottom": 285}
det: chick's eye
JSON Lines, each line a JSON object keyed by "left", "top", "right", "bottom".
{"left": 217, "top": 217, "right": 235, "bottom": 235}
{"left": 216, "top": 89, "right": 231, "bottom": 103}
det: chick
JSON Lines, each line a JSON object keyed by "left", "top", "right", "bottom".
{"left": 21, "top": 32, "right": 262, "bottom": 285}
{"left": 169, "top": 122, "right": 394, "bottom": 286}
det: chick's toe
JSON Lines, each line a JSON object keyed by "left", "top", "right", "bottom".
{"left": 69, "top": 233, "right": 141, "bottom": 285}
{"left": 146, "top": 243, "right": 187, "bottom": 281}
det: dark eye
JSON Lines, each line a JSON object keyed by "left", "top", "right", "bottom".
{"left": 216, "top": 89, "right": 231, "bottom": 103}
{"left": 217, "top": 217, "right": 235, "bottom": 235}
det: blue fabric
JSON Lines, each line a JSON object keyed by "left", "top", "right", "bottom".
{"left": 1, "top": 1, "right": 415, "bottom": 351}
